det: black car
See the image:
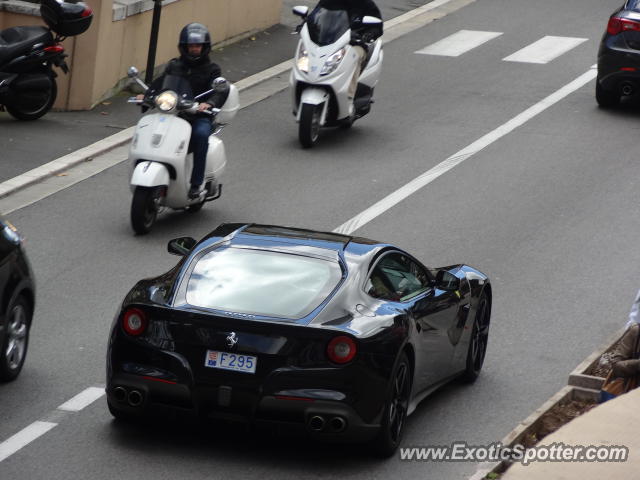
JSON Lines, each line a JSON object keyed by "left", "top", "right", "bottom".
{"left": 0, "top": 219, "right": 35, "bottom": 382}
{"left": 106, "top": 224, "right": 491, "bottom": 456}
{"left": 596, "top": 0, "right": 640, "bottom": 107}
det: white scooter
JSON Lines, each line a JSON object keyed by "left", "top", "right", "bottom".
{"left": 290, "top": 5, "right": 383, "bottom": 148}
{"left": 126, "top": 67, "right": 239, "bottom": 235}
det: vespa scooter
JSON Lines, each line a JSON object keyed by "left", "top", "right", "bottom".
{"left": 126, "top": 67, "right": 239, "bottom": 235}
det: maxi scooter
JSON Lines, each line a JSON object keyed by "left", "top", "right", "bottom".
{"left": 126, "top": 67, "right": 239, "bottom": 235}
{"left": 290, "top": 5, "right": 383, "bottom": 148}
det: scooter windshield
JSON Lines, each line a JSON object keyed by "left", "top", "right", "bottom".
{"left": 160, "top": 74, "right": 193, "bottom": 99}
{"left": 307, "top": 7, "right": 350, "bottom": 46}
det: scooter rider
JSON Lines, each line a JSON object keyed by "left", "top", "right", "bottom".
{"left": 311, "top": 0, "right": 383, "bottom": 100}
{"left": 139, "top": 23, "right": 229, "bottom": 199}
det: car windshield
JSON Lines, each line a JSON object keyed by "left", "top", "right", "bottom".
{"left": 307, "top": 7, "right": 350, "bottom": 46}
{"left": 185, "top": 246, "right": 342, "bottom": 319}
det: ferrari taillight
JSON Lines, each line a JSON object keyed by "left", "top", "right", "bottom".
{"left": 327, "top": 336, "right": 357, "bottom": 364}
{"left": 607, "top": 16, "right": 640, "bottom": 35}
{"left": 122, "top": 308, "right": 147, "bottom": 336}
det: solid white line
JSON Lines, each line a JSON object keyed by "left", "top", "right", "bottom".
{"left": 503, "top": 36, "right": 588, "bottom": 64}
{"left": 0, "top": 421, "right": 57, "bottom": 463}
{"left": 333, "top": 68, "right": 597, "bottom": 235}
{"left": 415, "top": 30, "right": 503, "bottom": 57}
{"left": 57, "top": 387, "right": 105, "bottom": 412}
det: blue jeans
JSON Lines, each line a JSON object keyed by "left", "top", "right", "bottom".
{"left": 188, "top": 117, "right": 213, "bottom": 187}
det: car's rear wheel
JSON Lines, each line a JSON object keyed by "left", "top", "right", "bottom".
{"left": 596, "top": 81, "right": 620, "bottom": 108}
{"left": 461, "top": 292, "right": 490, "bottom": 383}
{"left": 372, "top": 352, "right": 411, "bottom": 457}
{"left": 0, "top": 296, "right": 31, "bottom": 382}
{"left": 107, "top": 398, "right": 139, "bottom": 423}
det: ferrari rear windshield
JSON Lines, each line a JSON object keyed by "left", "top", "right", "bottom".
{"left": 185, "top": 246, "right": 342, "bottom": 319}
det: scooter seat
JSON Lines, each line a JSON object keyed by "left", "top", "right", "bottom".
{"left": 0, "top": 26, "right": 53, "bottom": 67}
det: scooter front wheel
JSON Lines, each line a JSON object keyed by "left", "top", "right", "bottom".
{"left": 299, "top": 103, "right": 321, "bottom": 148}
{"left": 131, "top": 186, "right": 162, "bottom": 235}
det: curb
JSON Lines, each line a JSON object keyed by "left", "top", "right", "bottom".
{"left": 468, "top": 328, "right": 627, "bottom": 480}
{"left": 0, "top": 0, "right": 475, "bottom": 201}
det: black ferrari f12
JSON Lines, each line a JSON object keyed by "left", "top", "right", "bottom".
{"left": 106, "top": 224, "right": 491, "bottom": 456}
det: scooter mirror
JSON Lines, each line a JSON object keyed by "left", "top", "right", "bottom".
{"left": 212, "top": 77, "right": 228, "bottom": 91}
{"left": 362, "top": 15, "right": 383, "bottom": 25}
{"left": 292, "top": 6, "right": 309, "bottom": 18}
{"left": 127, "top": 66, "right": 140, "bottom": 78}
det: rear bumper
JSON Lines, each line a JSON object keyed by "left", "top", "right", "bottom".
{"left": 106, "top": 372, "right": 380, "bottom": 442}
{"left": 598, "top": 40, "right": 640, "bottom": 91}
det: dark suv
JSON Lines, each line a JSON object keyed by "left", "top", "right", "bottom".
{"left": 0, "top": 219, "right": 35, "bottom": 382}
{"left": 597, "top": 1, "right": 640, "bottom": 107}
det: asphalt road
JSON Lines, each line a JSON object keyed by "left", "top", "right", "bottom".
{"left": 2, "top": 0, "right": 639, "bottom": 478}
{"left": 0, "top": 0, "right": 434, "bottom": 182}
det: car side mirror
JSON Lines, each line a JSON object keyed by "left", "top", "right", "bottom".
{"left": 292, "top": 5, "right": 309, "bottom": 18}
{"left": 127, "top": 66, "right": 139, "bottom": 78}
{"left": 168, "top": 237, "right": 197, "bottom": 256}
{"left": 362, "top": 15, "right": 382, "bottom": 25}
{"left": 435, "top": 270, "right": 460, "bottom": 292}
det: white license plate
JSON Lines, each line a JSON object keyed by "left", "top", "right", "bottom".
{"left": 204, "top": 350, "right": 257, "bottom": 374}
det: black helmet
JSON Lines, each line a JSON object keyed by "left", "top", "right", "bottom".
{"left": 178, "top": 23, "right": 211, "bottom": 64}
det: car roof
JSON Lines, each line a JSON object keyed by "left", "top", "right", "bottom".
{"left": 197, "top": 223, "right": 393, "bottom": 265}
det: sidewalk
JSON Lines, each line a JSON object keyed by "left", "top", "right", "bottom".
{"left": 499, "top": 387, "right": 639, "bottom": 479}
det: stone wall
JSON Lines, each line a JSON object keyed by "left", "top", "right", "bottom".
{"left": 0, "top": 0, "right": 283, "bottom": 109}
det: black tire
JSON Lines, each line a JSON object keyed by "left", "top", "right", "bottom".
{"left": 0, "top": 296, "right": 31, "bottom": 382}
{"left": 339, "top": 116, "right": 354, "bottom": 129}
{"left": 460, "top": 292, "right": 491, "bottom": 383}
{"left": 596, "top": 81, "right": 619, "bottom": 108}
{"left": 107, "top": 398, "right": 139, "bottom": 423}
{"left": 372, "top": 352, "right": 411, "bottom": 458}
{"left": 186, "top": 201, "right": 204, "bottom": 213}
{"left": 299, "top": 103, "right": 321, "bottom": 148}
{"left": 130, "top": 186, "right": 161, "bottom": 235}
{"left": 6, "top": 77, "right": 57, "bottom": 121}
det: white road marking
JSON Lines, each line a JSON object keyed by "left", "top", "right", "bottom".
{"left": 415, "top": 30, "right": 503, "bottom": 57}
{"left": 0, "top": 421, "right": 57, "bottom": 463}
{"left": 57, "top": 387, "right": 105, "bottom": 412}
{"left": 333, "top": 67, "right": 597, "bottom": 235}
{"left": 503, "top": 35, "right": 588, "bottom": 64}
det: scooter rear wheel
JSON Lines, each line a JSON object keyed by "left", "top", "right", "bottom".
{"left": 299, "top": 103, "right": 321, "bottom": 148}
{"left": 131, "top": 186, "right": 161, "bottom": 235}
{"left": 6, "top": 76, "right": 57, "bottom": 121}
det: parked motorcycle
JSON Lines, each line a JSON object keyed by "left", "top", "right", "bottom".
{"left": 0, "top": 0, "right": 92, "bottom": 120}
{"left": 126, "top": 67, "right": 239, "bottom": 235}
{"left": 290, "top": 5, "right": 383, "bottom": 148}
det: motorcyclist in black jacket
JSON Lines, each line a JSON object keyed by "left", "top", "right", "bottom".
{"left": 142, "top": 23, "right": 229, "bottom": 199}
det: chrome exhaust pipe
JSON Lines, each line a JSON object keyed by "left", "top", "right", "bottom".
{"left": 308, "top": 415, "right": 326, "bottom": 432}
{"left": 127, "top": 389, "right": 143, "bottom": 407}
{"left": 329, "top": 416, "right": 347, "bottom": 433}
{"left": 622, "top": 83, "right": 634, "bottom": 96}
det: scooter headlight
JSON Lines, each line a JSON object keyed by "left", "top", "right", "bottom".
{"left": 155, "top": 91, "right": 178, "bottom": 112}
{"left": 296, "top": 43, "right": 309, "bottom": 73}
{"left": 320, "top": 47, "right": 346, "bottom": 76}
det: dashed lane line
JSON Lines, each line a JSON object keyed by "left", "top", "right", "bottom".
{"left": 333, "top": 65, "right": 598, "bottom": 235}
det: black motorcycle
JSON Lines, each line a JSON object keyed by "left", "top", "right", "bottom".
{"left": 0, "top": 0, "right": 92, "bottom": 121}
